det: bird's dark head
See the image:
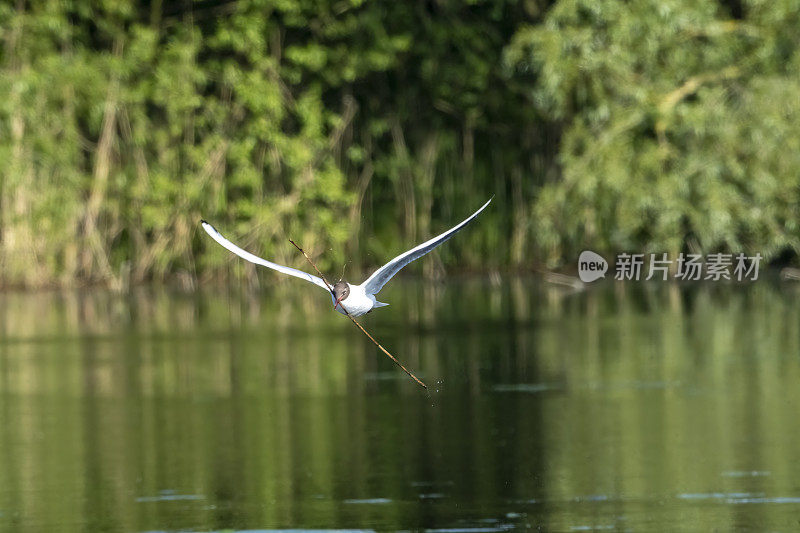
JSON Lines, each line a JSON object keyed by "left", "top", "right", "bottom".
{"left": 332, "top": 281, "right": 350, "bottom": 310}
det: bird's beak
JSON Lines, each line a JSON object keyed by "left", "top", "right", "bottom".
{"left": 333, "top": 296, "right": 343, "bottom": 310}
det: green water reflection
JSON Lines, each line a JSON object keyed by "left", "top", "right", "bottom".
{"left": 1, "top": 279, "right": 799, "bottom": 532}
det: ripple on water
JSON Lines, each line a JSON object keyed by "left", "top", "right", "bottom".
{"left": 425, "top": 524, "right": 514, "bottom": 533}
{"left": 342, "top": 498, "right": 392, "bottom": 504}
{"left": 677, "top": 492, "right": 763, "bottom": 501}
{"left": 135, "top": 490, "right": 204, "bottom": 503}
{"left": 727, "top": 496, "right": 800, "bottom": 504}
{"left": 492, "top": 383, "right": 559, "bottom": 393}
{"left": 573, "top": 494, "right": 610, "bottom": 502}
{"left": 721, "top": 470, "right": 771, "bottom": 477}
{"left": 675, "top": 492, "right": 800, "bottom": 504}
{"left": 411, "top": 480, "right": 455, "bottom": 488}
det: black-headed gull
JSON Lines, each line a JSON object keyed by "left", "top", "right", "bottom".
{"left": 201, "top": 198, "right": 491, "bottom": 317}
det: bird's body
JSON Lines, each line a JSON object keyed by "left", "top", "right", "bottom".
{"left": 201, "top": 198, "right": 491, "bottom": 317}
{"left": 331, "top": 283, "right": 385, "bottom": 317}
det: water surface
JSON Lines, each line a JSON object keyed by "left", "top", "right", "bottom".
{"left": 1, "top": 279, "right": 799, "bottom": 531}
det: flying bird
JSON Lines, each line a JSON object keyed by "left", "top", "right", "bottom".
{"left": 201, "top": 198, "right": 491, "bottom": 317}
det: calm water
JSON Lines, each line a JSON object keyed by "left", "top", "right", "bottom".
{"left": 1, "top": 278, "right": 799, "bottom": 532}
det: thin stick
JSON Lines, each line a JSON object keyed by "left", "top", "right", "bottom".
{"left": 345, "top": 314, "right": 428, "bottom": 390}
{"left": 289, "top": 239, "right": 428, "bottom": 390}
{"left": 289, "top": 240, "right": 334, "bottom": 291}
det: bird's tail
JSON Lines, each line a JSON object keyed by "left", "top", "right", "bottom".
{"left": 374, "top": 301, "right": 389, "bottom": 308}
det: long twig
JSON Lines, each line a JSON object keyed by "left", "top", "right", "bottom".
{"left": 289, "top": 239, "right": 427, "bottom": 390}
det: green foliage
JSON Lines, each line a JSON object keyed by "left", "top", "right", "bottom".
{"left": 1, "top": 0, "right": 800, "bottom": 287}
{"left": 506, "top": 0, "right": 800, "bottom": 266}
{"left": 1, "top": 0, "right": 358, "bottom": 286}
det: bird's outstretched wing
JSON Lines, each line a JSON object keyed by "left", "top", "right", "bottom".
{"left": 360, "top": 197, "right": 492, "bottom": 295}
{"left": 201, "top": 221, "right": 329, "bottom": 291}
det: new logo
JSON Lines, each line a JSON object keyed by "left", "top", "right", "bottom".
{"left": 578, "top": 250, "right": 608, "bottom": 282}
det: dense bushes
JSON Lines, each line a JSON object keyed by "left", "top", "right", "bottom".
{"left": 1, "top": 0, "right": 798, "bottom": 287}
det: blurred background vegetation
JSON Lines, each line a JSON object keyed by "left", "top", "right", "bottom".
{"left": 1, "top": 0, "right": 799, "bottom": 288}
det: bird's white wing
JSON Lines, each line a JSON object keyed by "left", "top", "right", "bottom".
{"left": 360, "top": 197, "right": 492, "bottom": 295}
{"left": 201, "top": 221, "right": 329, "bottom": 291}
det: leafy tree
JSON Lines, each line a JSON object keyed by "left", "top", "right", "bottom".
{"left": 506, "top": 0, "right": 800, "bottom": 266}
{"left": 2, "top": 0, "right": 799, "bottom": 288}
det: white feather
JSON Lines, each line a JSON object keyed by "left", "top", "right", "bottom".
{"left": 359, "top": 198, "right": 492, "bottom": 295}
{"left": 201, "top": 221, "right": 329, "bottom": 291}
